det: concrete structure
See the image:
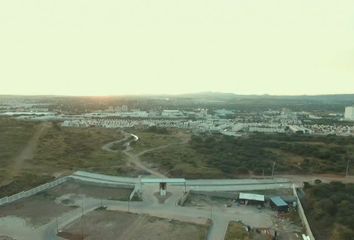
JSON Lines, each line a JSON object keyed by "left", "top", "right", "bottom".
{"left": 238, "top": 192, "right": 265, "bottom": 205}
{"left": 344, "top": 106, "right": 354, "bottom": 121}
{"left": 288, "top": 125, "right": 312, "bottom": 134}
{"left": 0, "top": 172, "right": 310, "bottom": 240}
{"left": 292, "top": 184, "right": 315, "bottom": 240}
{"left": 161, "top": 110, "right": 185, "bottom": 118}
{"left": 270, "top": 196, "right": 288, "bottom": 212}
{"left": 214, "top": 109, "right": 234, "bottom": 117}
{"left": 140, "top": 178, "right": 187, "bottom": 196}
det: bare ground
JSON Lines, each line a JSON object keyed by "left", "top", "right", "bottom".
{"left": 58, "top": 210, "right": 209, "bottom": 240}
{"left": 47, "top": 180, "right": 133, "bottom": 201}
{"left": 0, "top": 181, "right": 133, "bottom": 226}
{"left": 0, "top": 191, "right": 73, "bottom": 226}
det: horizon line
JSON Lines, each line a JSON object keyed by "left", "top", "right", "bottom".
{"left": 1, "top": 91, "right": 354, "bottom": 98}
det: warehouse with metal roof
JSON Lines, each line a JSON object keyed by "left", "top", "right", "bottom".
{"left": 270, "top": 196, "right": 288, "bottom": 212}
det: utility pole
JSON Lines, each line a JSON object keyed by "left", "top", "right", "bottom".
{"left": 271, "top": 161, "right": 276, "bottom": 178}
{"left": 346, "top": 158, "right": 351, "bottom": 177}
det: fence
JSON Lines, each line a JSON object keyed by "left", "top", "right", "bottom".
{"left": 292, "top": 184, "right": 315, "bottom": 240}
{"left": 0, "top": 176, "right": 70, "bottom": 207}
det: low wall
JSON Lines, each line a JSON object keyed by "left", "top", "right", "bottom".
{"left": 178, "top": 191, "right": 191, "bottom": 206}
{"left": 292, "top": 184, "right": 315, "bottom": 240}
{"left": 0, "top": 176, "right": 69, "bottom": 207}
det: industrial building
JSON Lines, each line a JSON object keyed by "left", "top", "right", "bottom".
{"left": 238, "top": 192, "right": 265, "bottom": 205}
{"left": 161, "top": 110, "right": 185, "bottom": 118}
{"left": 344, "top": 106, "right": 354, "bottom": 121}
{"left": 270, "top": 196, "right": 289, "bottom": 212}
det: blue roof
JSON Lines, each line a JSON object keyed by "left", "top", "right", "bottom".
{"left": 270, "top": 196, "right": 288, "bottom": 207}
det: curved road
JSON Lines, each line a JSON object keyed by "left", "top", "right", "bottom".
{"left": 101, "top": 131, "right": 188, "bottom": 178}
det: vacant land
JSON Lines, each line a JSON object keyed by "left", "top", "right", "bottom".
{"left": 224, "top": 221, "right": 288, "bottom": 240}
{"left": 0, "top": 173, "right": 54, "bottom": 198}
{"left": 225, "top": 217, "right": 301, "bottom": 240}
{"left": 0, "top": 190, "right": 74, "bottom": 226}
{"left": 0, "top": 119, "right": 192, "bottom": 197}
{"left": 0, "top": 181, "right": 134, "bottom": 227}
{"left": 224, "top": 222, "right": 251, "bottom": 240}
{"left": 141, "top": 144, "right": 224, "bottom": 178}
{"left": 0, "top": 119, "right": 134, "bottom": 197}
{"left": 302, "top": 182, "right": 354, "bottom": 240}
{"left": 129, "top": 128, "right": 190, "bottom": 154}
{"left": 32, "top": 124, "right": 126, "bottom": 173}
{"left": 0, "top": 118, "right": 38, "bottom": 183}
{"left": 58, "top": 210, "right": 209, "bottom": 240}
{"left": 184, "top": 189, "right": 294, "bottom": 209}
{"left": 142, "top": 133, "right": 354, "bottom": 178}
{"left": 184, "top": 191, "right": 237, "bottom": 208}
{"left": 51, "top": 180, "right": 133, "bottom": 201}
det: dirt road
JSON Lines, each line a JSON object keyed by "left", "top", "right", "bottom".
{"left": 102, "top": 131, "right": 188, "bottom": 178}
{"left": 3, "top": 122, "right": 50, "bottom": 184}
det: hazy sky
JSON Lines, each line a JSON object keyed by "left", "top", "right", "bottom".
{"left": 1, "top": 0, "right": 354, "bottom": 96}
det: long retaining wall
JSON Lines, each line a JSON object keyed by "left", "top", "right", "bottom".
{"left": 0, "top": 176, "right": 70, "bottom": 207}
{"left": 292, "top": 184, "right": 315, "bottom": 240}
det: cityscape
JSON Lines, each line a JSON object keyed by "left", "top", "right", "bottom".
{"left": 1, "top": 0, "right": 354, "bottom": 239}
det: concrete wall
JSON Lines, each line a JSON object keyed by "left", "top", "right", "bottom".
{"left": 0, "top": 171, "right": 140, "bottom": 207}
{"left": 292, "top": 184, "right": 315, "bottom": 240}
{"left": 0, "top": 176, "right": 69, "bottom": 207}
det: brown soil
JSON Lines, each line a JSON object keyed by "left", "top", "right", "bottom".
{"left": 48, "top": 180, "right": 133, "bottom": 201}
{"left": 59, "top": 210, "right": 209, "bottom": 240}
{"left": 0, "top": 181, "right": 134, "bottom": 226}
{"left": 0, "top": 192, "right": 73, "bottom": 226}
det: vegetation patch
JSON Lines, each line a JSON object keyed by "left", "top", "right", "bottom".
{"left": 302, "top": 182, "right": 354, "bottom": 240}
{"left": 0, "top": 173, "right": 53, "bottom": 198}
{"left": 32, "top": 125, "right": 126, "bottom": 174}
{"left": 0, "top": 118, "right": 38, "bottom": 182}
{"left": 142, "top": 133, "right": 354, "bottom": 178}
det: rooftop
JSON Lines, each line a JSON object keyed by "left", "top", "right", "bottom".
{"left": 239, "top": 193, "right": 265, "bottom": 202}
{"left": 140, "top": 178, "right": 186, "bottom": 184}
{"left": 270, "top": 196, "right": 288, "bottom": 207}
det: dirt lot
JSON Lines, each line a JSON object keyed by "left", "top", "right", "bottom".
{"left": 58, "top": 210, "right": 209, "bottom": 240}
{"left": 0, "top": 181, "right": 134, "bottom": 226}
{"left": 184, "top": 191, "right": 236, "bottom": 208}
{"left": 184, "top": 189, "right": 295, "bottom": 208}
{"left": 186, "top": 191, "right": 303, "bottom": 240}
{"left": 48, "top": 180, "right": 133, "bottom": 201}
{"left": 225, "top": 220, "right": 302, "bottom": 240}
{"left": 0, "top": 191, "right": 74, "bottom": 226}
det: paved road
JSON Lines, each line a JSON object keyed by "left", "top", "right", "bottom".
{"left": 277, "top": 174, "right": 354, "bottom": 184}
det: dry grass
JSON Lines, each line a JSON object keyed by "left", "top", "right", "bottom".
{"left": 0, "top": 118, "right": 37, "bottom": 183}
{"left": 129, "top": 128, "right": 190, "bottom": 154}
{"left": 225, "top": 222, "right": 251, "bottom": 240}
{"left": 141, "top": 144, "right": 224, "bottom": 179}
{"left": 32, "top": 124, "right": 127, "bottom": 175}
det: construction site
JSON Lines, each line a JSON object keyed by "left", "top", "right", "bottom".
{"left": 0, "top": 171, "right": 310, "bottom": 240}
